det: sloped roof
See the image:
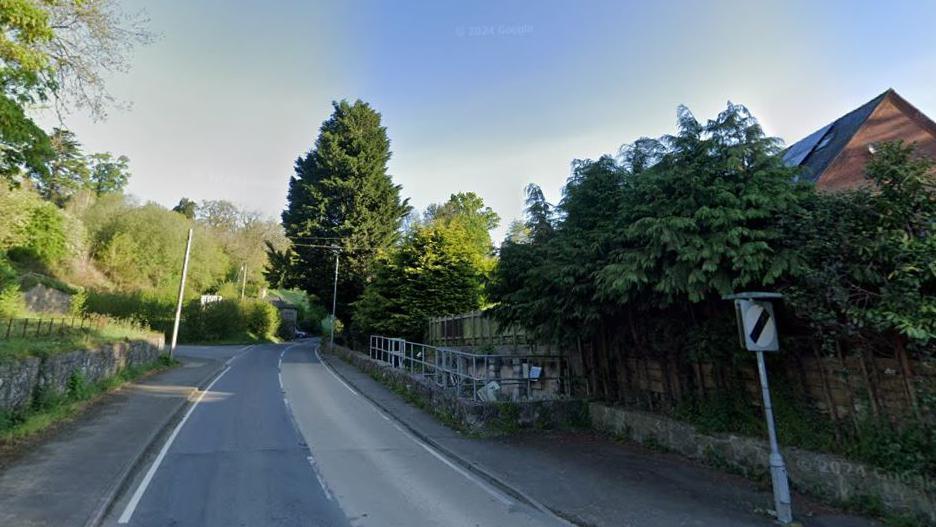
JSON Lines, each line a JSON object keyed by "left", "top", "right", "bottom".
{"left": 782, "top": 90, "right": 891, "bottom": 183}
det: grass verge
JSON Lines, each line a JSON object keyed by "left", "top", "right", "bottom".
{"left": 0, "top": 355, "right": 179, "bottom": 447}
{"left": 0, "top": 321, "right": 160, "bottom": 361}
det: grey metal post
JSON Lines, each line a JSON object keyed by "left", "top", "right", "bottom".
{"left": 756, "top": 350, "right": 793, "bottom": 524}
{"left": 329, "top": 249, "right": 339, "bottom": 351}
{"left": 169, "top": 228, "right": 193, "bottom": 358}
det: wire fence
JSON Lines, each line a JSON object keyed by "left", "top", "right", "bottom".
{"left": 369, "top": 335, "right": 571, "bottom": 402}
{"left": 0, "top": 314, "right": 146, "bottom": 340}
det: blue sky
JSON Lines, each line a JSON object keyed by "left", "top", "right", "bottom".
{"left": 47, "top": 0, "right": 936, "bottom": 241}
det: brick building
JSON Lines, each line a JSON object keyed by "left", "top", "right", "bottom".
{"left": 782, "top": 89, "right": 936, "bottom": 190}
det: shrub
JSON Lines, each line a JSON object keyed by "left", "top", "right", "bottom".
{"left": 0, "top": 255, "right": 23, "bottom": 317}
{"left": 182, "top": 299, "right": 243, "bottom": 342}
{"left": 244, "top": 300, "right": 279, "bottom": 339}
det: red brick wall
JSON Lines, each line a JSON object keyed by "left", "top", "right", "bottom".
{"left": 817, "top": 94, "right": 936, "bottom": 191}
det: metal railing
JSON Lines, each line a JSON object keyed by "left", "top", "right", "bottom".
{"left": 369, "top": 335, "right": 570, "bottom": 402}
{"left": 0, "top": 314, "right": 144, "bottom": 340}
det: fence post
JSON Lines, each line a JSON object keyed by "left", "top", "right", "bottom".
{"left": 5, "top": 318, "right": 12, "bottom": 338}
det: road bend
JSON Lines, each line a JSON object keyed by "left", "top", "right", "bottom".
{"left": 112, "top": 340, "right": 562, "bottom": 527}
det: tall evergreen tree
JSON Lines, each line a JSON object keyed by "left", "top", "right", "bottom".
{"left": 282, "top": 100, "right": 410, "bottom": 326}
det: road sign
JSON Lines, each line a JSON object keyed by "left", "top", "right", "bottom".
{"left": 735, "top": 299, "right": 779, "bottom": 352}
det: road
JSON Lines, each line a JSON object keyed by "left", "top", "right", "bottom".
{"left": 109, "top": 340, "right": 563, "bottom": 527}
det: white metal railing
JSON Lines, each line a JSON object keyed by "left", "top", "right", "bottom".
{"left": 368, "top": 335, "right": 570, "bottom": 402}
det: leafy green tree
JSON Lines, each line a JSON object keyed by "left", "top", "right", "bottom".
{"left": 282, "top": 100, "right": 410, "bottom": 326}
{"left": 172, "top": 197, "right": 197, "bottom": 219}
{"left": 0, "top": 94, "right": 53, "bottom": 187}
{"left": 490, "top": 104, "right": 806, "bottom": 399}
{"left": 355, "top": 193, "right": 498, "bottom": 340}
{"left": 424, "top": 191, "right": 499, "bottom": 263}
{"left": 597, "top": 104, "right": 805, "bottom": 306}
{"left": 355, "top": 225, "right": 484, "bottom": 341}
{"left": 87, "top": 152, "right": 130, "bottom": 195}
{"left": 786, "top": 141, "right": 936, "bottom": 349}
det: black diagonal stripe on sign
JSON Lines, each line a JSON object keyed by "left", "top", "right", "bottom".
{"left": 749, "top": 308, "right": 770, "bottom": 344}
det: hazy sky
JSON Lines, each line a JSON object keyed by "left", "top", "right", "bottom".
{"left": 43, "top": 0, "right": 936, "bottom": 241}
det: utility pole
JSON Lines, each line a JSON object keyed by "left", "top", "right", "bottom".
{"left": 240, "top": 263, "right": 247, "bottom": 301}
{"left": 329, "top": 247, "right": 339, "bottom": 351}
{"left": 170, "top": 228, "right": 193, "bottom": 358}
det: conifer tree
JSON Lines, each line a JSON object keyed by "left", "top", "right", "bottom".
{"left": 282, "top": 100, "right": 410, "bottom": 326}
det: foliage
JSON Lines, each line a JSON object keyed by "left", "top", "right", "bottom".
{"left": 84, "top": 288, "right": 174, "bottom": 326}
{"left": 489, "top": 102, "right": 934, "bottom": 476}
{"left": 0, "top": 184, "right": 68, "bottom": 267}
{"left": 172, "top": 197, "right": 197, "bottom": 219}
{"left": 182, "top": 299, "right": 244, "bottom": 342}
{"left": 0, "top": 93, "right": 53, "bottom": 187}
{"left": 84, "top": 198, "right": 229, "bottom": 293}
{"left": 244, "top": 300, "right": 280, "bottom": 339}
{"left": 0, "top": 253, "right": 23, "bottom": 316}
{"left": 282, "top": 99, "right": 411, "bottom": 327}
{"left": 354, "top": 193, "right": 498, "bottom": 341}
{"left": 181, "top": 298, "right": 282, "bottom": 343}
{"left": 269, "top": 288, "right": 326, "bottom": 333}
{"left": 86, "top": 152, "right": 130, "bottom": 195}
{"left": 6, "top": 0, "right": 154, "bottom": 119}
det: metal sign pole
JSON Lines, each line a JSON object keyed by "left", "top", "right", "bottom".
{"left": 725, "top": 291, "right": 793, "bottom": 525}
{"left": 755, "top": 349, "right": 793, "bottom": 524}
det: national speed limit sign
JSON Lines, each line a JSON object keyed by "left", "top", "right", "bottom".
{"left": 734, "top": 299, "right": 780, "bottom": 352}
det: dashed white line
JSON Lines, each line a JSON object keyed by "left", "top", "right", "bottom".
{"left": 306, "top": 455, "right": 334, "bottom": 501}
{"left": 117, "top": 365, "right": 233, "bottom": 524}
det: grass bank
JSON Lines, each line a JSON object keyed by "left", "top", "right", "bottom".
{"left": 0, "top": 318, "right": 160, "bottom": 362}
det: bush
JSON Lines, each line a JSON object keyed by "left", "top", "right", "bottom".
{"left": 182, "top": 299, "right": 243, "bottom": 342}
{"left": 244, "top": 300, "right": 279, "bottom": 339}
{"left": 0, "top": 255, "right": 23, "bottom": 317}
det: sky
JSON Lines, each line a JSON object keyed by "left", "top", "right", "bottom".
{"left": 42, "top": 0, "right": 936, "bottom": 242}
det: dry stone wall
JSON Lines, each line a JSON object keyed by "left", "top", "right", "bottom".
{"left": 0, "top": 335, "right": 165, "bottom": 413}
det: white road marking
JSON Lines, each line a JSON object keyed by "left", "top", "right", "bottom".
{"left": 313, "top": 346, "right": 359, "bottom": 396}
{"left": 310, "top": 343, "right": 514, "bottom": 507}
{"left": 307, "top": 455, "right": 334, "bottom": 501}
{"left": 117, "top": 365, "right": 233, "bottom": 524}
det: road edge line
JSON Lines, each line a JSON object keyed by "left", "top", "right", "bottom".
{"left": 314, "top": 345, "right": 577, "bottom": 527}
{"left": 84, "top": 346, "right": 251, "bottom": 527}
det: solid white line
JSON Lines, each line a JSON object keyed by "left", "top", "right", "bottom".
{"left": 313, "top": 344, "right": 514, "bottom": 507}
{"left": 313, "top": 346, "right": 359, "bottom": 396}
{"left": 117, "top": 365, "right": 232, "bottom": 524}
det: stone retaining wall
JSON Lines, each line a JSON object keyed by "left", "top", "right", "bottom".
{"left": 328, "top": 345, "right": 589, "bottom": 434}
{"left": 590, "top": 403, "right": 935, "bottom": 523}
{"left": 0, "top": 335, "right": 165, "bottom": 413}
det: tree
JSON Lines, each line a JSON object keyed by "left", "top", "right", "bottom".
{"left": 786, "top": 141, "right": 936, "bottom": 348}
{"left": 87, "top": 152, "right": 130, "bottom": 195}
{"left": 172, "top": 197, "right": 197, "bottom": 219}
{"left": 282, "top": 100, "right": 410, "bottom": 327}
{"left": 39, "top": 0, "right": 154, "bottom": 119}
{"left": 424, "top": 191, "right": 499, "bottom": 263}
{"left": 1, "top": 0, "right": 152, "bottom": 120}
{"left": 0, "top": 94, "right": 53, "bottom": 186}
{"left": 354, "top": 193, "right": 497, "bottom": 341}
{"left": 39, "top": 127, "right": 89, "bottom": 204}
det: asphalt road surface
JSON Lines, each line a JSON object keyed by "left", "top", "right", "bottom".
{"left": 111, "top": 340, "right": 563, "bottom": 527}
